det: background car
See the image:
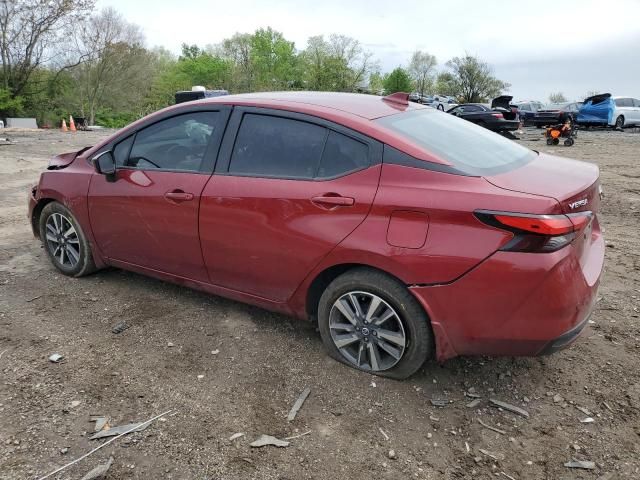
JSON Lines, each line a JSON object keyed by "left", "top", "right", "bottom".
{"left": 514, "top": 100, "right": 545, "bottom": 126}
{"left": 429, "top": 94, "right": 457, "bottom": 110}
{"left": 447, "top": 101, "right": 519, "bottom": 132}
{"left": 532, "top": 102, "right": 582, "bottom": 127}
{"left": 577, "top": 94, "right": 640, "bottom": 129}
{"left": 28, "top": 91, "right": 603, "bottom": 379}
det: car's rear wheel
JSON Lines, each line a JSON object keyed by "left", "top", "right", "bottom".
{"left": 39, "top": 202, "right": 96, "bottom": 277}
{"left": 615, "top": 115, "right": 624, "bottom": 129}
{"left": 317, "top": 268, "right": 433, "bottom": 379}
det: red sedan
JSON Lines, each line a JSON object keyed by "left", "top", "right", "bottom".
{"left": 28, "top": 92, "right": 604, "bottom": 378}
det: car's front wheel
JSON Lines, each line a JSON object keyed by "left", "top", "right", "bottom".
{"left": 318, "top": 268, "right": 433, "bottom": 379}
{"left": 615, "top": 115, "right": 625, "bottom": 130}
{"left": 39, "top": 202, "right": 96, "bottom": 277}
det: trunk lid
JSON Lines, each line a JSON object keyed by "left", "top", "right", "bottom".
{"left": 485, "top": 153, "right": 600, "bottom": 214}
{"left": 491, "top": 96, "right": 518, "bottom": 121}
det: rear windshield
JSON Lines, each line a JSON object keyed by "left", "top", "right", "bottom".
{"left": 375, "top": 109, "right": 535, "bottom": 175}
{"left": 545, "top": 103, "right": 570, "bottom": 109}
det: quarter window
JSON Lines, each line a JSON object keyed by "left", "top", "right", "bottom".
{"left": 318, "top": 131, "right": 369, "bottom": 178}
{"left": 229, "top": 114, "right": 326, "bottom": 178}
{"left": 127, "top": 112, "right": 218, "bottom": 172}
{"left": 113, "top": 135, "right": 134, "bottom": 167}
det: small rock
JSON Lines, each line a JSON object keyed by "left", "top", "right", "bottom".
{"left": 49, "top": 353, "right": 64, "bottom": 363}
{"left": 70, "top": 400, "right": 81, "bottom": 408}
{"left": 197, "top": 374, "right": 204, "bottom": 380}
{"left": 229, "top": 432, "right": 245, "bottom": 441}
{"left": 466, "top": 399, "right": 481, "bottom": 408}
{"left": 211, "top": 349, "right": 219, "bottom": 355}
{"left": 580, "top": 417, "right": 595, "bottom": 423}
{"left": 387, "top": 449, "right": 397, "bottom": 460}
{"left": 564, "top": 460, "right": 595, "bottom": 470}
{"left": 111, "top": 321, "right": 130, "bottom": 334}
{"left": 250, "top": 434, "right": 289, "bottom": 448}
{"left": 426, "top": 432, "right": 432, "bottom": 439}
{"left": 167, "top": 342, "right": 175, "bottom": 347}
{"left": 553, "top": 394, "right": 564, "bottom": 403}
{"left": 60, "top": 447, "right": 68, "bottom": 455}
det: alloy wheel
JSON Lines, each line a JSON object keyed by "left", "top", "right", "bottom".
{"left": 329, "top": 291, "right": 406, "bottom": 371}
{"left": 45, "top": 213, "right": 81, "bottom": 268}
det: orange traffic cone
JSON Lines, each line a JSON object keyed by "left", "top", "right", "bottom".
{"left": 69, "top": 115, "right": 77, "bottom": 133}
{"left": 61, "top": 118, "right": 68, "bottom": 132}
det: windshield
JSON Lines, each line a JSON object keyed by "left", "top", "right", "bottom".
{"left": 376, "top": 109, "right": 535, "bottom": 176}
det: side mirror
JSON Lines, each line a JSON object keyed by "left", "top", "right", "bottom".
{"left": 92, "top": 150, "right": 116, "bottom": 180}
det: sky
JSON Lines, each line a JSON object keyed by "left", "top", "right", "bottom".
{"left": 97, "top": 0, "right": 640, "bottom": 102}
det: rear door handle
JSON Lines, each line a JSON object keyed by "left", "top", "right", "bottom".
{"left": 311, "top": 195, "right": 355, "bottom": 208}
{"left": 164, "top": 190, "right": 194, "bottom": 202}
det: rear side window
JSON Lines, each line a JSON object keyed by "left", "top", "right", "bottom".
{"left": 318, "top": 131, "right": 369, "bottom": 178}
{"left": 229, "top": 114, "right": 326, "bottom": 178}
{"left": 615, "top": 98, "right": 632, "bottom": 107}
{"left": 127, "top": 112, "right": 218, "bottom": 172}
{"left": 376, "top": 109, "right": 535, "bottom": 176}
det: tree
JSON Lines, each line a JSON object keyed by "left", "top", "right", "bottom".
{"left": 368, "top": 71, "right": 384, "bottom": 94}
{"left": 221, "top": 33, "right": 254, "bottom": 92}
{"left": 300, "top": 34, "right": 375, "bottom": 92}
{"left": 250, "top": 27, "right": 296, "bottom": 90}
{"left": 383, "top": 67, "right": 412, "bottom": 94}
{"left": 70, "top": 7, "right": 152, "bottom": 124}
{"left": 549, "top": 92, "right": 567, "bottom": 103}
{"left": 434, "top": 72, "right": 457, "bottom": 96}
{"left": 0, "top": 0, "right": 95, "bottom": 98}
{"left": 445, "top": 54, "right": 509, "bottom": 103}
{"left": 408, "top": 51, "right": 437, "bottom": 96}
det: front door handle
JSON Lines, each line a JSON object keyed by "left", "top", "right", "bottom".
{"left": 164, "top": 190, "right": 194, "bottom": 202}
{"left": 311, "top": 195, "right": 355, "bottom": 208}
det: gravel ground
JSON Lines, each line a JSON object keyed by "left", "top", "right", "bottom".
{"left": 0, "top": 126, "right": 639, "bottom": 480}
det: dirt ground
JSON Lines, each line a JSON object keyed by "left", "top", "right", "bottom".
{"left": 0, "top": 125, "right": 639, "bottom": 480}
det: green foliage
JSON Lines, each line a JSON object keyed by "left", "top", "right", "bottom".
{"left": 383, "top": 68, "right": 412, "bottom": 94}
{"left": 250, "top": 28, "right": 297, "bottom": 90}
{"left": 445, "top": 54, "right": 509, "bottom": 103}
{"left": 434, "top": 72, "right": 457, "bottom": 96}
{"left": 94, "top": 108, "right": 139, "bottom": 128}
{"left": 0, "top": 88, "right": 24, "bottom": 116}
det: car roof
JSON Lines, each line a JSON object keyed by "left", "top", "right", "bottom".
{"left": 196, "top": 91, "right": 428, "bottom": 120}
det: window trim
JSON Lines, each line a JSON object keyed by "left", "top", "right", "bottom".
{"left": 215, "top": 107, "right": 382, "bottom": 181}
{"left": 96, "top": 105, "right": 231, "bottom": 175}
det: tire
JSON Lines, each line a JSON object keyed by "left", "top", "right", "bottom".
{"left": 564, "top": 138, "right": 574, "bottom": 146}
{"left": 615, "top": 115, "right": 624, "bottom": 130}
{"left": 317, "top": 267, "right": 433, "bottom": 379}
{"left": 546, "top": 138, "right": 553, "bottom": 145}
{"left": 39, "top": 201, "right": 96, "bottom": 277}
{"left": 437, "top": 104, "right": 444, "bottom": 111}
{"left": 552, "top": 138, "right": 560, "bottom": 145}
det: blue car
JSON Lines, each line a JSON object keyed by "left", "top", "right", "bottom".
{"left": 578, "top": 93, "right": 640, "bottom": 129}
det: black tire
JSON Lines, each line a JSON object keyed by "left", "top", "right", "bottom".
{"left": 39, "top": 201, "right": 96, "bottom": 277}
{"left": 564, "top": 138, "right": 574, "bottom": 146}
{"left": 317, "top": 267, "right": 433, "bottom": 379}
{"left": 437, "top": 104, "right": 444, "bottom": 111}
{"left": 615, "top": 115, "right": 624, "bottom": 130}
{"left": 552, "top": 138, "right": 560, "bottom": 145}
{"left": 546, "top": 138, "right": 553, "bottom": 145}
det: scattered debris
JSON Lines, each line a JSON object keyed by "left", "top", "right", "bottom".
{"left": 229, "top": 432, "right": 245, "bottom": 441}
{"left": 60, "top": 448, "right": 69, "bottom": 455}
{"left": 479, "top": 448, "right": 504, "bottom": 461}
{"left": 465, "top": 391, "right": 481, "bottom": 399}
{"left": 602, "top": 402, "right": 613, "bottom": 412}
{"left": 89, "top": 422, "right": 150, "bottom": 440}
{"left": 91, "top": 417, "right": 109, "bottom": 432}
{"left": 564, "top": 460, "right": 596, "bottom": 470}
{"left": 466, "top": 399, "right": 481, "bottom": 408}
{"left": 287, "top": 387, "right": 311, "bottom": 422}
{"left": 478, "top": 418, "right": 506, "bottom": 435}
{"left": 48, "top": 353, "right": 64, "bottom": 363}
{"left": 284, "top": 430, "right": 312, "bottom": 440}
{"left": 575, "top": 405, "right": 593, "bottom": 416}
{"left": 250, "top": 434, "right": 290, "bottom": 448}
{"left": 490, "top": 399, "right": 530, "bottom": 418}
{"left": 197, "top": 374, "right": 204, "bottom": 380}
{"left": 553, "top": 394, "right": 564, "bottom": 403}
{"left": 500, "top": 472, "right": 516, "bottom": 480}
{"left": 0, "top": 349, "right": 7, "bottom": 360}
{"left": 387, "top": 449, "right": 397, "bottom": 460}
{"left": 167, "top": 342, "right": 175, "bottom": 347}
{"left": 70, "top": 400, "right": 81, "bottom": 408}
{"left": 111, "top": 321, "right": 130, "bottom": 334}
{"left": 211, "top": 349, "right": 220, "bottom": 355}
{"left": 26, "top": 295, "right": 43, "bottom": 302}
{"left": 430, "top": 399, "right": 448, "bottom": 407}
{"left": 378, "top": 427, "right": 389, "bottom": 441}
{"left": 79, "top": 456, "right": 114, "bottom": 480}
{"left": 37, "top": 409, "right": 172, "bottom": 480}
{"left": 371, "top": 381, "right": 376, "bottom": 388}
{"left": 580, "top": 417, "right": 595, "bottom": 424}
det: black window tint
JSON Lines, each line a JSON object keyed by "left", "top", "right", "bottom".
{"left": 318, "top": 131, "right": 369, "bottom": 178}
{"left": 615, "top": 98, "right": 628, "bottom": 107}
{"left": 113, "top": 135, "right": 133, "bottom": 167}
{"left": 229, "top": 114, "right": 326, "bottom": 178}
{"left": 127, "top": 112, "right": 218, "bottom": 172}
{"left": 464, "top": 105, "right": 481, "bottom": 112}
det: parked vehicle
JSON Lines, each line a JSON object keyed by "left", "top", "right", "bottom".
{"left": 513, "top": 101, "right": 544, "bottom": 126}
{"left": 447, "top": 103, "right": 520, "bottom": 132}
{"left": 577, "top": 93, "right": 640, "bottom": 129}
{"left": 29, "top": 91, "right": 603, "bottom": 379}
{"left": 429, "top": 94, "right": 457, "bottom": 111}
{"left": 409, "top": 92, "right": 432, "bottom": 104}
{"left": 532, "top": 102, "right": 582, "bottom": 128}
{"left": 175, "top": 86, "right": 229, "bottom": 104}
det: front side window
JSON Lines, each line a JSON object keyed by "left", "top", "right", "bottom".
{"left": 376, "top": 109, "right": 535, "bottom": 175}
{"left": 127, "top": 112, "right": 218, "bottom": 172}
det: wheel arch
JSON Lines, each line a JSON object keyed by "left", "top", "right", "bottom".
{"left": 31, "top": 197, "right": 57, "bottom": 239}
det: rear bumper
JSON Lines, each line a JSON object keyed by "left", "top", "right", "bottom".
{"left": 410, "top": 226, "right": 604, "bottom": 361}
{"left": 487, "top": 120, "right": 520, "bottom": 132}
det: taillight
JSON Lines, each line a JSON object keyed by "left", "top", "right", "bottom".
{"left": 491, "top": 113, "right": 504, "bottom": 118}
{"left": 475, "top": 210, "right": 593, "bottom": 253}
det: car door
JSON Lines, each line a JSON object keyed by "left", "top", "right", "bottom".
{"left": 88, "top": 109, "right": 229, "bottom": 281}
{"left": 199, "top": 108, "right": 382, "bottom": 302}
{"left": 633, "top": 98, "right": 640, "bottom": 123}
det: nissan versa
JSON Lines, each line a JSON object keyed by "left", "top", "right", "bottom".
{"left": 28, "top": 92, "right": 604, "bottom": 379}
